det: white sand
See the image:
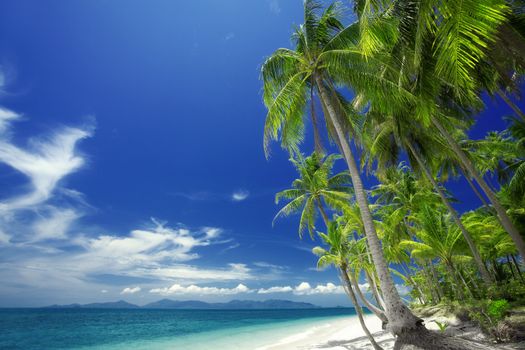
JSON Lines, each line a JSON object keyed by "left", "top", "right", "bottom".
{"left": 256, "top": 315, "right": 396, "bottom": 350}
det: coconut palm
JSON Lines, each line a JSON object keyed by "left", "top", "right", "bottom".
{"left": 363, "top": 115, "right": 494, "bottom": 285}
{"left": 261, "top": 0, "right": 421, "bottom": 334}
{"left": 400, "top": 206, "right": 473, "bottom": 301}
{"left": 350, "top": 0, "right": 525, "bottom": 260}
{"left": 313, "top": 221, "right": 384, "bottom": 350}
{"left": 273, "top": 152, "right": 352, "bottom": 237}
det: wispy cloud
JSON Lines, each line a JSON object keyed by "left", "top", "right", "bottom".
{"left": 231, "top": 189, "right": 249, "bottom": 201}
{"left": 267, "top": 0, "right": 281, "bottom": 15}
{"left": 0, "top": 107, "right": 92, "bottom": 244}
{"left": 0, "top": 119, "right": 91, "bottom": 212}
{"left": 121, "top": 286, "right": 141, "bottom": 295}
{"left": 225, "top": 32, "right": 235, "bottom": 41}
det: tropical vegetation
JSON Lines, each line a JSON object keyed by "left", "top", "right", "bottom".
{"left": 262, "top": 1, "right": 525, "bottom": 349}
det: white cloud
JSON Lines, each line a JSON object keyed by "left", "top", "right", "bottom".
{"left": 149, "top": 281, "right": 346, "bottom": 297}
{"left": 257, "top": 286, "right": 293, "bottom": 294}
{"left": 0, "top": 125, "right": 91, "bottom": 212}
{"left": 260, "top": 282, "right": 345, "bottom": 296}
{"left": 121, "top": 286, "right": 141, "bottom": 295}
{"left": 396, "top": 284, "right": 411, "bottom": 296}
{"left": 0, "top": 107, "right": 91, "bottom": 244}
{"left": 101, "top": 289, "right": 108, "bottom": 293}
{"left": 231, "top": 189, "right": 249, "bottom": 201}
{"left": 0, "top": 108, "right": 19, "bottom": 134}
{"left": 150, "top": 283, "right": 251, "bottom": 296}
{"left": 80, "top": 219, "right": 223, "bottom": 266}
{"left": 32, "top": 207, "right": 81, "bottom": 241}
{"left": 225, "top": 32, "right": 235, "bottom": 41}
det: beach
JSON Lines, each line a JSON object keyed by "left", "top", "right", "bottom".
{"left": 256, "top": 314, "right": 392, "bottom": 350}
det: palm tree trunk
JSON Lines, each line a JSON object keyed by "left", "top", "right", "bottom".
{"left": 315, "top": 74, "right": 421, "bottom": 334}
{"left": 497, "top": 90, "right": 525, "bottom": 122}
{"left": 428, "top": 262, "right": 443, "bottom": 302}
{"left": 461, "top": 167, "right": 491, "bottom": 211}
{"left": 400, "top": 263, "right": 425, "bottom": 304}
{"left": 348, "top": 269, "right": 388, "bottom": 325}
{"left": 421, "top": 264, "right": 438, "bottom": 304}
{"left": 457, "top": 267, "right": 474, "bottom": 299}
{"left": 316, "top": 198, "right": 330, "bottom": 226}
{"left": 511, "top": 255, "right": 525, "bottom": 282}
{"left": 431, "top": 116, "right": 525, "bottom": 259}
{"left": 310, "top": 82, "right": 325, "bottom": 154}
{"left": 340, "top": 265, "right": 384, "bottom": 350}
{"left": 507, "top": 255, "right": 517, "bottom": 280}
{"left": 365, "top": 268, "right": 387, "bottom": 309}
{"left": 445, "top": 262, "right": 465, "bottom": 301}
{"left": 407, "top": 142, "right": 493, "bottom": 285}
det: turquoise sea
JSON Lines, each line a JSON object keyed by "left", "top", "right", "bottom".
{"left": 0, "top": 308, "right": 357, "bottom": 349}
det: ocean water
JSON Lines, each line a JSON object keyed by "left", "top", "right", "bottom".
{"left": 0, "top": 308, "right": 357, "bottom": 349}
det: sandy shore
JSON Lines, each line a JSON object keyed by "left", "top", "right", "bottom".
{"left": 255, "top": 313, "right": 522, "bottom": 350}
{"left": 256, "top": 314, "right": 395, "bottom": 350}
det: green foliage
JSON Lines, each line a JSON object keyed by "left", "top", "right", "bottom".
{"left": 488, "top": 299, "right": 510, "bottom": 320}
{"left": 487, "top": 279, "right": 525, "bottom": 302}
{"left": 433, "top": 320, "right": 449, "bottom": 333}
{"left": 467, "top": 299, "right": 511, "bottom": 341}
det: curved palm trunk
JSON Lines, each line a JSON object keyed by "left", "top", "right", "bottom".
{"left": 316, "top": 198, "right": 330, "bottom": 226}
{"left": 428, "top": 262, "right": 443, "bottom": 301}
{"left": 497, "top": 90, "right": 525, "bottom": 122}
{"left": 340, "top": 265, "right": 384, "bottom": 350}
{"left": 348, "top": 269, "right": 388, "bottom": 325}
{"left": 400, "top": 263, "right": 426, "bottom": 304}
{"left": 315, "top": 75, "right": 421, "bottom": 335}
{"left": 407, "top": 142, "right": 493, "bottom": 285}
{"left": 511, "top": 255, "right": 525, "bottom": 282}
{"left": 365, "top": 268, "right": 387, "bottom": 309}
{"left": 431, "top": 116, "right": 525, "bottom": 260}
{"left": 446, "top": 260, "right": 466, "bottom": 301}
{"left": 461, "top": 168, "right": 491, "bottom": 211}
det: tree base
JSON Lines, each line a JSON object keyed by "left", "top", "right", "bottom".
{"left": 394, "top": 325, "right": 496, "bottom": 350}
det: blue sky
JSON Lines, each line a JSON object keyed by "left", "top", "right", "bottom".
{"left": 0, "top": 0, "right": 521, "bottom": 307}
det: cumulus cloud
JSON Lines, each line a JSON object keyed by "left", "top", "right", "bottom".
{"left": 150, "top": 283, "right": 251, "bottom": 296}
{"left": 231, "top": 189, "right": 249, "bottom": 201}
{"left": 257, "top": 286, "right": 293, "bottom": 294}
{"left": 293, "top": 282, "right": 345, "bottom": 295}
{"left": 121, "top": 286, "right": 141, "bottom": 295}
{"left": 396, "top": 284, "right": 412, "bottom": 296}
{"left": 149, "top": 281, "right": 346, "bottom": 297}
{"left": 1, "top": 219, "right": 252, "bottom": 299}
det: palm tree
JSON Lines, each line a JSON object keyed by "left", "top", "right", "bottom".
{"left": 400, "top": 206, "right": 473, "bottom": 301}
{"left": 261, "top": 0, "right": 421, "bottom": 334}
{"left": 347, "top": 0, "right": 525, "bottom": 261}
{"left": 364, "top": 115, "right": 494, "bottom": 285}
{"left": 275, "top": 153, "right": 387, "bottom": 324}
{"left": 313, "top": 221, "right": 384, "bottom": 350}
{"left": 273, "top": 152, "right": 352, "bottom": 237}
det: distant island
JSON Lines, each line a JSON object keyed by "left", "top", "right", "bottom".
{"left": 44, "top": 299, "right": 322, "bottom": 310}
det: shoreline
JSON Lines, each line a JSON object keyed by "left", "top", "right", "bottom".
{"left": 256, "top": 314, "right": 391, "bottom": 350}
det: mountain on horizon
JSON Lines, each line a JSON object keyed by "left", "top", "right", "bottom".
{"left": 44, "top": 299, "right": 321, "bottom": 310}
